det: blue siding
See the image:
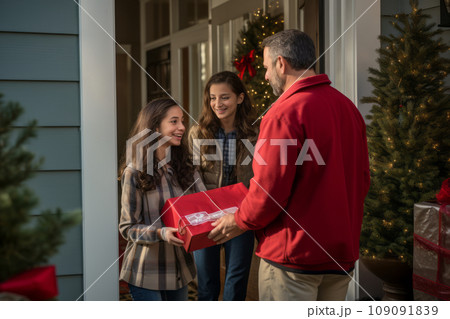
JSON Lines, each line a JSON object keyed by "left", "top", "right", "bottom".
{"left": 49, "top": 225, "right": 83, "bottom": 276}
{"left": 57, "top": 276, "right": 84, "bottom": 301}
{"left": 0, "top": 33, "right": 79, "bottom": 81}
{"left": 0, "top": 81, "right": 80, "bottom": 126}
{"left": 0, "top": 0, "right": 78, "bottom": 34}
{"left": 0, "top": 0, "right": 83, "bottom": 300}
{"left": 27, "top": 171, "right": 82, "bottom": 216}
{"left": 27, "top": 128, "right": 81, "bottom": 171}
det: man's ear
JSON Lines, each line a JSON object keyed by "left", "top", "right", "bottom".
{"left": 277, "top": 56, "right": 289, "bottom": 74}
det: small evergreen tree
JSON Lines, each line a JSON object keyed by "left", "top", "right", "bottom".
{"left": 0, "top": 93, "right": 80, "bottom": 282}
{"left": 233, "top": 10, "right": 284, "bottom": 116}
{"left": 360, "top": 0, "right": 450, "bottom": 265}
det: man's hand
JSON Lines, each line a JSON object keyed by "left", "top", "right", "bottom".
{"left": 208, "top": 213, "right": 245, "bottom": 244}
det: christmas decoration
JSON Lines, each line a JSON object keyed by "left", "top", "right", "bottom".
{"left": 360, "top": 0, "right": 450, "bottom": 266}
{"left": 234, "top": 49, "right": 256, "bottom": 80}
{"left": 233, "top": 10, "right": 284, "bottom": 116}
{"left": 436, "top": 178, "right": 450, "bottom": 203}
{"left": 413, "top": 199, "right": 450, "bottom": 300}
{"left": 0, "top": 266, "right": 58, "bottom": 300}
{"left": 0, "top": 93, "right": 80, "bottom": 298}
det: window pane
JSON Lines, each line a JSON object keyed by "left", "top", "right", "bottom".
{"left": 218, "top": 21, "right": 231, "bottom": 71}
{"left": 146, "top": 44, "right": 171, "bottom": 101}
{"left": 178, "top": 0, "right": 208, "bottom": 30}
{"left": 146, "top": 0, "right": 170, "bottom": 42}
{"left": 180, "top": 42, "right": 208, "bottom": 123}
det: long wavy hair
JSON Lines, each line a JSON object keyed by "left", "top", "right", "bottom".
{"left": 197, "top": 71, "right": 259, "bottom": 161}
{"left": 118, "top": 98, "right": 194, "bottom": 191}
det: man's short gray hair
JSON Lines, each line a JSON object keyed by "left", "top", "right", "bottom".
{"left": 262, "top": 29, "right": 316, "bottom": 71}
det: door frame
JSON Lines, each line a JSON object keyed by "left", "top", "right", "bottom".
{"left": 79, "top": 0, "right": 119, "bottom": 301}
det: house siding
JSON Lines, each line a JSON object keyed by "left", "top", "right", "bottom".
{"left": 0, "top": 0, "right": 83, "bottom": 301}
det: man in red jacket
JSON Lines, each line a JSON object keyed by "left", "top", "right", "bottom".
{"left": 209, "top": 29, "right": 370, "bottom": 301}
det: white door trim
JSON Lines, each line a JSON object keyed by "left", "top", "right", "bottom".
{"left": 324, "top": 0, "right": 381, "bottom": 301}
{"left": 79, "top": 0, "right": 119, "bottom": 301}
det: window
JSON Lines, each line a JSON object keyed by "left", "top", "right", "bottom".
{"left": 178, "top": 0, "right": 208, "bottom": 30}
{"left": 145, "top": 0, "right": 170, "bottom": 42}
{"left": 146, "top": 44, "right": 171, "bottom": 101}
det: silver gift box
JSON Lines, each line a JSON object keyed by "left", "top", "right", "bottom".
{"left": 413, "top": 202, "right": 450, "bottom": 300}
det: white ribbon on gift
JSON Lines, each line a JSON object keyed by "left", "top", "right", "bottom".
{"left": 184, "top": 207, "right": 238, "bottom": 226}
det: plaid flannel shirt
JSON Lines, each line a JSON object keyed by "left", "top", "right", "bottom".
{"left": 216, "top": 127, "right": 237, "bottom": 186}
{"left": 119, "top": 166, "right": 206, "bottom": 290}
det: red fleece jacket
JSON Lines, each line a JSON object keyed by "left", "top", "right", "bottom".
{"left": 235, "top": 74, "right": 370, "bottom": 271}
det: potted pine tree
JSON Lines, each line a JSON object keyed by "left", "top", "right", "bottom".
{"left": 360, "top": 0, "right": 450, "bottom": 300}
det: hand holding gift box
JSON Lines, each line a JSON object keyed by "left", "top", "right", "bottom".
{"left": 161, "top": 183, "right": 248, "bottom": 252}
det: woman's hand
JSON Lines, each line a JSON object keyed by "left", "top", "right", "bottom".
{"left": 159, "top": 227, "right": 185, "bottom": 247}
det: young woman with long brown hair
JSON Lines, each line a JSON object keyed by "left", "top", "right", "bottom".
{"left": 119, "top": 98, "right": 205, "bottom": 301}
{"left": 188, "top": 71, "right": 259, "bottom": 300}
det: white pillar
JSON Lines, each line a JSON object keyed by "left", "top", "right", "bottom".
{"left": 79, "top": 0, "right": 119, "bottom": 301}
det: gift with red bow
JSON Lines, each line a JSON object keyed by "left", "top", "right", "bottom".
{"left": 413, "top": 178, "right": 450, "bottom": 300}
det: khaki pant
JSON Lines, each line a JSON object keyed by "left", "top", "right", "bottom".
{"left": 258, "top": 259, "right": 353, "bottom": 301}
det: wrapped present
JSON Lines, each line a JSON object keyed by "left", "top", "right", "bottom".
{"left": 0, "top": 265, "right": 58, "bottom": 300}
{"left": 161, "top": 183, "right": 248, "bottom": 252}
{"left": 413, "top": 178, "right": 450, "bottom": 300}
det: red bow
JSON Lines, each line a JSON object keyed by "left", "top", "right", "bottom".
{"left": 234, "top": 49, "right": 256, "bottom": 80}
{"left": 436, "top": 178, "right": 450, "bottom": 205}
{"left": 0, "top": 266, "right": 58, "bottom": 300}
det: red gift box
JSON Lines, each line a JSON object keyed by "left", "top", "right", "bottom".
{"left": 0, "top": 265, "right": 58, "bottom": 300}
{"left": 161, "top": 183, "right": 248, "bottom": 252}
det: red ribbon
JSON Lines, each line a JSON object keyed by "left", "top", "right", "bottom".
{"left": 234, "top": 49, "right": 256, "bottom": 80}
{"left": 436, "top": 178, "right": 450, "bottom": 205}
{"left": 0, "top": 265, "right": 58, "bottom": 300}
{"left": 414, "top": 234, "right": 450, "bottom": 260}
{"left": 413, "top": 274, "right": 450, "bottom": 300}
